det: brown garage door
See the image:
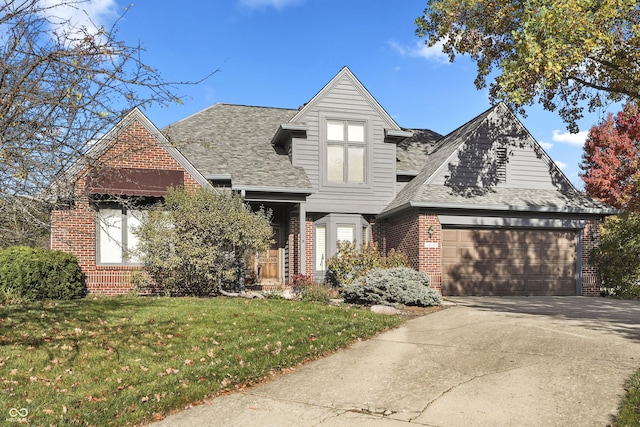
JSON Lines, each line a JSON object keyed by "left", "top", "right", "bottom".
{"left": 442, "top": 228, "right": 577, "bottom": 296}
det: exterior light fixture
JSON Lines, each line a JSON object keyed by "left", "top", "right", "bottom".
{"left": 428, "top": 225, "right": 435, "bottom": 239}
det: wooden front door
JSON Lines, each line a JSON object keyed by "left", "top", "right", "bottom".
{"left": 258, "top": 227, "right": 281, "bottom": 284}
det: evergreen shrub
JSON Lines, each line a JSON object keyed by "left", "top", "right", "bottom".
{"left": 341, "top": 267, "right": 441, "bottom": 307}
{"left": 0, "top": 246, "right": 84, "bottom": 301}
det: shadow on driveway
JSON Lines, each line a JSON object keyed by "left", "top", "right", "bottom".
{"left": 449, "top": 296, "right": 640, "bottom": 342}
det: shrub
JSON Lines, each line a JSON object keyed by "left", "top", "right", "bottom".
{"left": 590, "top": 214, "right": 640, "bottom": 298}
{"left": 291, "top": 274, "right": 314, "bottom": 299}
{"left": 290, "top": 274, "right": 336, "bottom": 304}
{"left": 135, "top": 188, "right": 272, "bottom": 296}
{"left": 341, "top": 267, "right": 441, "bottom": 307}
{"left": 0, "top": 246, "right": 84, "bottom": 301}
{"left": 326, "top": 241, "right": 408, "bottom": 286}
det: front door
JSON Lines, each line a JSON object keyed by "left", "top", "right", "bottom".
{"left": 258, "top": 227, "right": 281, "bottom": 284}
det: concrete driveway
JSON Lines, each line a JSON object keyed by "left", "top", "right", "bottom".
{"left": 153, "top": 297, "right": 640, "bottom": 426}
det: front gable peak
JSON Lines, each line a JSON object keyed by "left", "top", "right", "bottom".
{"left": 291, "top": 67, "right": 401, "bottom": 131}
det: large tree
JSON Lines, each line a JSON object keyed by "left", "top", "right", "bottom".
{"left": 580, "top": 102, "right": 640, "bottom": 211}
{"left": 416, "top": 0, "right": 640, "bottom": 132}
{"left": 0, "top": 0, "right": 211, "bottom": 246}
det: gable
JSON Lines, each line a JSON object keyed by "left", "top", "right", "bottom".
{"left": 381, "top": 103, "right": 615, "bottom": 217}
{"left": 428, "top": 104, "right": 572, "bottom": 192}
{"left": 287, "top": 67, "right": 403, "bottom": 214}
{"left": 291, "top": 67, "right": 400, "bottom": 131}
{"left": 58, "top": 108, "right": 209, "bottom": 196}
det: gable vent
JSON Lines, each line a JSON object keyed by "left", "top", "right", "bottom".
{"left": 496, "top": 146, "right": 508, "bottom": 183}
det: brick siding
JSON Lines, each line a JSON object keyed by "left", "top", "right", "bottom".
{"left": 381, "top": 211, "right": 443, "bottom": 294}
{"left": 581, "top": 218, "right": 602, "bottom": 297}
{"left": 50, "top": 119, "right": 201, "bottom": 295}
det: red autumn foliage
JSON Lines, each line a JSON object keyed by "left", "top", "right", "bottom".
{"left": 580, "top": 102, "right": 640, "bottom": 211}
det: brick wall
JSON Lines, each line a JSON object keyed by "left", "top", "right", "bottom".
{"left": 286, "top": 214, "right": 313, "bottom": 282}
{"left": 381, "top": 211, "right": 443, "bottom": 294}
{"left": 50, "top": 119, "right": 201, "bottom": 295}
{"left": 581, "top": 218, "right": 602, "bottom": 297}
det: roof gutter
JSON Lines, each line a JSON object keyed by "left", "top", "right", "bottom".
{"left": 233, "top": 184, "right": 314, "bottom": 195}
{"left": 377, "top": 201, "right": 621, "bottom": 220}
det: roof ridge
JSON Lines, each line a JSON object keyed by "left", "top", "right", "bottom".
{"left": 163, "top": 103, "right": 297, "bottom": 130}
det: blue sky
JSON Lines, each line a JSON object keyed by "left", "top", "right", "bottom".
{"left": 56, "top": 0, "right": 620, "bottom": 188}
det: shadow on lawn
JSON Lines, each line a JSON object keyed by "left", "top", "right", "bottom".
{"left": 0, "top": 297, "right": 168, "bottom": 354}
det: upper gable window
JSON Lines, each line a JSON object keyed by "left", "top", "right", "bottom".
{"left": 326, "top": 120, "right": 366, "bottom": 184}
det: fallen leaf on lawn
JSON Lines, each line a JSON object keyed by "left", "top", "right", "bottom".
{"left": 43, "top": 409, "right": 54, "bottom": 414}
{"left": 184, "top": 359, "right": 193, "bottom": 366}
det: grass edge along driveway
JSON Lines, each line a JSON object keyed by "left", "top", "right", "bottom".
{"left": 0, "top": 296, "right": 404, "bottom": 426}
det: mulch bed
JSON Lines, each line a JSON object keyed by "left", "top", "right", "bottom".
{"left": 399, "top": 304, "right": 450, "bottom": 317}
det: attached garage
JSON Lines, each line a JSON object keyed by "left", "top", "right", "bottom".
{"left": 442, "top": 228, "right": 578, "bottom": 296}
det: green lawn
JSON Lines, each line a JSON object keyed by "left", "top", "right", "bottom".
{"left": 616, "top": 368, "right": 640, "bottom": 426}
{"left": 0, "top": 296, "right": 404, "bottom": 426}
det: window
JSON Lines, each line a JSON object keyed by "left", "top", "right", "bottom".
{"left": 97, "top": 207, "right": 145, "bottom": 265}
{"left": 337, "top": 225, "right": 354, "bottom": 243}
{"left": 326, "top": 120, "right": 365, "bottom": 184}
{"left": 315, "top": 224, "right": 326, "bottom": 271}
{"left": 313, "top": 215, "right": 370, "bottom": 275}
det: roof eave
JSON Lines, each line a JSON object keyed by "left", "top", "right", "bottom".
{"left": 233, "top": 184, "right": 314, "bottom": 195}
{"left": 270, "top": 123, "right": 308, "bottom": 147}
{"left": 379, "top": 201, "right": 620, "bottom": 220}
{"left": 384, "top": 129, "right": 413, "bottom": 144}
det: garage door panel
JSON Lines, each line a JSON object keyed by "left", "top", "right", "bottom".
{"left": 442, "top": 228, "right": 577, "bottom": 296}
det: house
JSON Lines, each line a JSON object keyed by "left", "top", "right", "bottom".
{"left": 50, "top": 67, "right": 617, "bottom": 296}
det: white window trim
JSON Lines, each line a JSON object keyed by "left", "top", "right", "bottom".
{"left": 96, "top": 205, "right": 145, "bottom": 266}
{"left": 313, "top": 214, "right": 371, "bottom": 276}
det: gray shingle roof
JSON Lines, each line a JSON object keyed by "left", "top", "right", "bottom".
{"left": 396, "top": 128, "right": 442, "bottom": 174}
{"left": 386, "top": 106, "right": 496, "bottom": 212}
{"left": 162, "top": 104, "right": 312, "bottom": 192}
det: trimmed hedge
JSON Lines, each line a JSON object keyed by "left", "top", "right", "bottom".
{"left": 0, "top": 246, "right": 85, "bottom": 301}
{"left": 341, "top": 267, "right": 441, "bottom": 307}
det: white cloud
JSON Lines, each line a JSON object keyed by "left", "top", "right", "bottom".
{"left": 239, "top": 0, "right": 303, "bottom": 9}
{"left": 551, "top": 129, "right": 588, "bottom": 146}
{"left": 38, "top": 0, "right": 118, "bottom": 35}
{"left": 388, "top": 39, "right": 449, "bottom": 64}
{"left": 539, "top": 141, "right": 553, "bottom": 150}
{"left": 554, "top": 160, "right": 568, "bottom": 171}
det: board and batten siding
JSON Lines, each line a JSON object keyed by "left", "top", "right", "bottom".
{"left": 430, "top": 109, "right": 566, "bottom": 191}
{"left": 291, "top": 75, "right": 398, "bottom": 214}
